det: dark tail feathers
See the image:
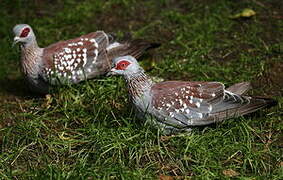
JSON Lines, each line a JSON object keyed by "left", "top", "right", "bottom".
{"left": 209, "top": 96, "right": 277, "bottom": 124}
{"left": 235, "top": 96, "right": 277, "bottom": 117}
{"left": 126, "top": 39, "right": 161, "bottom": 59}
{"left": 106, "top": 39, "right": 160, "bottom": 60}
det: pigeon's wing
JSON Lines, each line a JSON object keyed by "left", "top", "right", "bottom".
{"left": 42, "top": 31, "right": 111, "bottom": 84}
{"left": 151, "top": 81, "right": 253, "bottom": 127}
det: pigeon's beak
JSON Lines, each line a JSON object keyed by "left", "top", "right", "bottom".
{"left": 12, "top": 36, "right": 20, "bottom": 47}
{"left": 106, "top": 68, "right": 117, "bottom": 76}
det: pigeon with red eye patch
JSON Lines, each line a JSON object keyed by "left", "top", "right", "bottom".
{"left": 109, "top": 56, "right": 277, "bottom": 134}
{"left": 19, "top": 27, "right": 30, "bottom": 38}
{"left": 116, "top": 60, "right": 131, "bottom": 70}
{"left": 12, "top": 24, "right": 159, "bottom": 94}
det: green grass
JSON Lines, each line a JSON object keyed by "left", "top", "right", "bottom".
{"left": 0, "top": 0, "right": 282, "bottom": 179}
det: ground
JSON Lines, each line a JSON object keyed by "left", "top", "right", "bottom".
{"left": 0, "top": 0, "right": 282, "bottom": 179}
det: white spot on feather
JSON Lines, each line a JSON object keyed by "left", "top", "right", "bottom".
{"left": 180, "top": 108, "right": 185, "bottom": 112}
{"left": 185, "top": 109, "right": 190, "bottom": 114}
{"left": 208, "top": 105, "right": 212, "bottom": 112}
{"left": 58, "top": 66, "right": 64, "bottom": 71}
{"left": 69, "top": 59, "right": 75, "bottom": 66}
{"left": 92, "top": 49, "right": 98, "bottom": 64}
{"left": 67, "top": 54, "right": 72, "bottom": 60}
{"left": 196, "top": 102, "right": 200, "bottom": 108}
{"left": 106, "top": 42, "right": 121, "bottom": 50}
{"left": 90, "top": 39, "right": 98, "bottom": 48}
{"left": 64, "top": 48, "right": 71, "bottom": 53}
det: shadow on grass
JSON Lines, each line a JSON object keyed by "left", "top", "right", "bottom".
{"left": 0, "top": 77, "right": 44, "bottom": 100}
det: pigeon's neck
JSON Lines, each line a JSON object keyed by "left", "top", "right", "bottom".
{"left": 20, "top": 39, "right": 43, "bottom": 77}
{"left": 23, "top": 37, "right": 39, "bottom": 48}
{"left": 125, "top": 70, "right": 153, "bottom": 100}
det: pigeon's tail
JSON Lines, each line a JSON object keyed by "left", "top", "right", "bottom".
{"left": 125, "top": 40, "right": 161, "bottom": 59}
{"left": 106, "top": 39, "right": 160, "bottom": 61}
{"left": 224, "top": 82, "right": 276, "bottom": 116}
{"left": 237, "top": 96, "right": 277, "bottom": 116}
{"left": 226, "top": 82, "right": 251, "bottom": 95}
{"left": 210, "top": 96, "right": 277, "bottom": 122}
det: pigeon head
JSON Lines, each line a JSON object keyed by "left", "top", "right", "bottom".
{"left": 109, "top": 56, "right": 143, "bottom": 76}
{"left": 13, "top": 24, "right": 35, "bottom": 46}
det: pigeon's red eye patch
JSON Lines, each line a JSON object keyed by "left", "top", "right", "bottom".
{"left": 116, "top": 60, "right": 131, "bottom": 70}
{"left": 20, "top": 27, "right": 30, "bottom": 38}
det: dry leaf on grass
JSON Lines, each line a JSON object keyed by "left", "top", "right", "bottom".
{"left": 160, "top": 135, "right": 175, "bottom": 141}
{"left": 43, "top": 94, "right": 53, "bottom": 109}
{"left": 222, "top": 169, "right": 239, "bottom": 177}
{"left": 159, "top": 175, "right": 174, "bottom": 180}
{"left": 230, "top": 8, "right": 256, "bottom": 19}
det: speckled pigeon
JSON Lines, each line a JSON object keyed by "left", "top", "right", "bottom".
{"left": 12, "top": 24, "right": 159, "bottom": 94}
{"left": 109, "top": 56, "right": 277, "bottom": 134}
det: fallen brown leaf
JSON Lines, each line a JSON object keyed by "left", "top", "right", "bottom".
{"left": 43, "top": 94, "right": 53, "bottom": 109}
{"left": 160, "top": 135, "right": 175, "bottom": 142}
{"left": 222, "top": 169, "right": 239, "bottom": 177}
{"left": 159, "top": 175, "right": 174, "bottom": 180}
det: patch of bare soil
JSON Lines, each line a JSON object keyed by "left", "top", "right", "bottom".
{"left": 252, "top": 60, "right": 283, "bottom": 96}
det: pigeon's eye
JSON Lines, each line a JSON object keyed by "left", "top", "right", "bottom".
{"left": 116, "top": 60, "right": 131, "bottom": 70}
{"left": 20, "top": 27, "right": 30, "bottom": 38}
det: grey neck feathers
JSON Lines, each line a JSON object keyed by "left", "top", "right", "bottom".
{"left": 21, "top": 39, "right": 42, "bottom": 77}
{"left": 125, "top": 70, "right": 153, "bottom": 100}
